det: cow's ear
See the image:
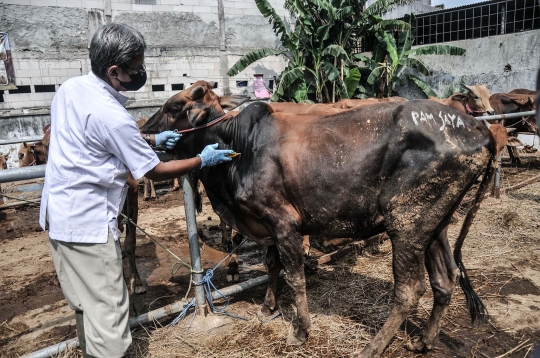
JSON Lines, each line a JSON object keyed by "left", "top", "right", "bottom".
{"left": 462, "top": 84, "right": 473, "bottom": 92}
{"left": 4, "top": 152, "right": 9, "bottom": 160}
{"left": 528, "top": 96, "right": 535, "bottom": 105}
{"left": 22, "top": 142, "right": 28, "bottom": 148}
{"left": 219, "top": 95, "right": 250, "bottom": 110}
{"left": 452, "top": 93, "right": 468, "bottom": 101}
{"left": 190, "top": 86, "right": 205, "bottom": 100}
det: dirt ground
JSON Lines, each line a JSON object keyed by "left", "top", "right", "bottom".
{"left": 1, "top": 153, "right": 540, "bottom": 358}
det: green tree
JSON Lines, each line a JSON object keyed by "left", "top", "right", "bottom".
{"left": 227, "top": 0, "right": 414, "bottom": 103}
{"left": 356, "top": 14, "right": 466, "bottom": 98}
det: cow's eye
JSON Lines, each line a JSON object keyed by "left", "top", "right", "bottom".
{"left": 19, "top": 153, "right": 24, "bottom": 160}
{"left": 473, "top": 95, "right": 479, "bottom": 100}
{"left": 169, "top": 108, "right": 178, "bottom": 116}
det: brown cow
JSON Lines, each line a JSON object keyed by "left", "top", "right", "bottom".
{"left": 333, "top": 96, "right": 408, "bottom": 109}
{"left": 142, "top": 81, "right": 495, "bottom": 357}
{"left": 430, "top": 84, "right": 494, "bottom": 116}
{"left": 18, "top": 125, "right": 51, "bottom": 167}
{"left": 508, "top": 88, "right": 536, "bottom": 96}
{"left": 489, "top": 92, "right": 536, "bottom": 164}
{"left": 268, "top": 102, "right": 342, "bottom": 115}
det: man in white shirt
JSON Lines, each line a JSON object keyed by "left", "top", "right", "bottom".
{"left": 40, "top": 23, "right": 233, "bottom": 358}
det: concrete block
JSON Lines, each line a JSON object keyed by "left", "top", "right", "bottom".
{"left": 132, "top": 4, "right": 153, "bottom": 11}
{"left": 223, "top": 7, "right": 241, "bottom": 15}
{"left": 66, "top": 68, "right": 82, "bottom": 77}
{"left": 111, "top": 2, "right": 131, "bottom": 10}
{"left": 84, "top": 0, "right": 104, "bottom": 9}
{"left": 152, "top": 4, "right": 173, "bottom": 11}
{"left": 14, "top": 61, "right": 39, "bottom": 70}
{"left": 234, "top": 1, "right": 253, "bottom": 8}
{"left": 49, "top": 69, "right": 67, "bottom": 77}
{"left": 33, "top": 100, "right": 53, "bottom": 108}
{"left": 32, "top": 92, "right": 55, "bottom": 101}
{"left": 29, "top": 77, "right": 44, "bottom": 85}
{"left": 179, "top": 0, "right": 199, "bottom": 6}
{"left": 159, "top": 0, "right": 180, "bottom": 4}
{"left": 30, "top": 0, "right": 57, "bottom": 6}
{"left": 20, "top": 69, "right": 42, "bottom": 78}
{"left": 173, "top": 4, "right": 193, "bottom": 11}
{"left": 16, "top": 78, "right": 32, "bottom": 86}
{"left": 2, "top": 0, "right": 31, "bottom": 5}
{"left": 197, "top": 5, "right": 213, "bottom": 13}
{"left": 112, "top": 0, "right": 131, "bottom": 3}
{"left": 69, "top": 61, "right": 83, "bottom": 69}
{"left": 8, "top": 93, "right": 33, "bottom": 102}
{"left": 57, "top": 0, "right": 82, "bottom": 7}
{"left": 242, "top": 8, "right": 262, "bottom": 15}
{"left": 199, "top": 0, "right": 216, "bottom": 6}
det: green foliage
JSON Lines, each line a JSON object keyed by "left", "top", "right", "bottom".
{"left": 227, "top": 0, "right": 419, "bottom": 103}
{"left": 362, "top": 13, "right": 466, "bottom": 98}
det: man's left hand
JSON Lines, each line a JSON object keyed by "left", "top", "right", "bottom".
{"left": 155, "top": 131, "right": 181, "bottom": 149}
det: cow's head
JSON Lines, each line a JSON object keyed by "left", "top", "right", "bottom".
{"left": 490, "top": 93, "right": 537, "bottom": 133}
{"left": 454, "top": 84, "right": 495, "bottom": 116}
{"left": 142, "top": 80, "right": 250, "bottom": 133}
{"left": 18, "top": 142, "right": 35, "bottom": 167}
{"left": 0, "top": 153, "right": 9, "bottom": 170}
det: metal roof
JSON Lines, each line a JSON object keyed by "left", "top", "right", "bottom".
{"left": 418, "top": 0, "right": 509, "bottom": 16}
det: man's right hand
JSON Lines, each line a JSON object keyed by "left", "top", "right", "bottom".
{"left": 197, "top": 143, "right": 234, "bottom": 168}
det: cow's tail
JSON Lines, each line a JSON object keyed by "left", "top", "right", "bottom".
{"left": 453, "top": 152, "right": 495, "bottom": 324}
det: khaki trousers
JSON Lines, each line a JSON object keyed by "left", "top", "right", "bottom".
{"left": 49, "top": 232, "right": 131, "bottom": 358}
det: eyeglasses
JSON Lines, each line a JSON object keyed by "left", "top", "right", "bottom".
{"left": 124, "top": 62, "right": 146, "bottom": 75}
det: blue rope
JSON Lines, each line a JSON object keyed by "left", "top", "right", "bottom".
{"left": 170, "top": 238, "right": 249, "bottom": 327}
{"left": 195, "top": 238, "right": 250, "bottom": 321}
{"left": 170, "top": 298, "right": 195, "bottom": 326}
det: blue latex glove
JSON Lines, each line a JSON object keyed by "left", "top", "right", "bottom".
{"left": 197, "top": 143, "right": 234, "bottom": 168}
{"left": 155, "top": 131, "right": 181, "bottom": 149}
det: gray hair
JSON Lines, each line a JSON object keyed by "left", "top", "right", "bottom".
{"left": 89, "top": 23, "right": 146, "bottom": 79}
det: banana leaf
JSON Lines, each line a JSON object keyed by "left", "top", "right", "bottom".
{"left": 255, "top": 0, "right": 293, "bottom": 48}
{"left": 343, "top": 67, "right": 361, "bottom": 98}
{"left": 227, "top": 48, "right": 285, "bottom": 76}
{"left": 323, "top": 44, "right": 350, "bottom": 63}
{"left": 375, "top": 31, "right": 398, "bottom": 66}
{"left": 322, "top": 61, "right": 340, "bottom": 82}
{"left": 407, "top": 74, "right": 438, "bottom": 98}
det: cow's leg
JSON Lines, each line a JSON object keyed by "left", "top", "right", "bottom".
{"left": 407, "top": 227, "right": 458, "bottom": 353}
{"left": 150, "top": 179, "right": 156, "bottom": 200}
{"left": 302, "top": 235, "right": 310, "bottom": 256}
{"left": 508, "top": 145, "right": 522, "bottom": 164}
{"left": 275, "top": 231, "right": 311, "bottom": 346}
{"left": 226, "top": 231, "right": 243, "bottom": 283}
{"left": 123, "top": 175, "right": 145, "bottom": 295}
{"left": 356, "top": 234, "right": 427, "bottom": 358}
{"left": 261, "top": 245, "right": 283, "bottom": 316}
{"left": 143, "top": 177, "right": 150, "bottom": 201}
{"left": 172, "top": 177, "right": 180, "bottom": 191}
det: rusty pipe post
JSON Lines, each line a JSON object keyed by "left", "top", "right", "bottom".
{"left": 180, "top": 174, "right": 207, "bottom": 316}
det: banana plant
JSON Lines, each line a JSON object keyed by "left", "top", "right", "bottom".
{"left": 227, "top": 0, "right": 417, "bottom": 102}
{"left": 357, "top": 14, "right": 466, "bottom": 98}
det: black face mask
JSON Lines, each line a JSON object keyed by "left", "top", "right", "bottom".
{"left": 119, "top": 70, "right": 147, "bottom": 91}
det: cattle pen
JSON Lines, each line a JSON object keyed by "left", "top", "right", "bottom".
{"left": 1, "top": 111, "right": 540, "bottom": 357}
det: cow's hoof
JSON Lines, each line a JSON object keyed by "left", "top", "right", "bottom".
{"left": 286, "top": 333, "right": 306, "bottom": 346}
{"left": 151, "top": 196, "right": 156, "bottom": 200}
{"left": 134, "top": 285, "right": 146, "bottom": 295}
{"left": 405, "top": 336, "right": 430, "bottom": 353}
{"left": 172, "top": 186, "right": 180, "bottom": 191}
{"left": 143, "top": 196, "right": 150, "bottom": 201}
{"left": 226, "top": 273, "right": 240, "bottom": 283}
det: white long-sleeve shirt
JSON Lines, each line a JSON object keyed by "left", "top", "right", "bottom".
{"left": 39, "top": 71, "right": 160, "bottom": 243}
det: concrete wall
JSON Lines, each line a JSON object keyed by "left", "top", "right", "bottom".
{"left": 396, "top": 30, "right": 540, "bottom": 99}
{"left": 0, "top": 0, "right": 290, "bottom": 167}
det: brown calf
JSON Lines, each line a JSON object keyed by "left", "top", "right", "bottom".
{"left": 430, "top": 84, "right": 494, "bottom": 116}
